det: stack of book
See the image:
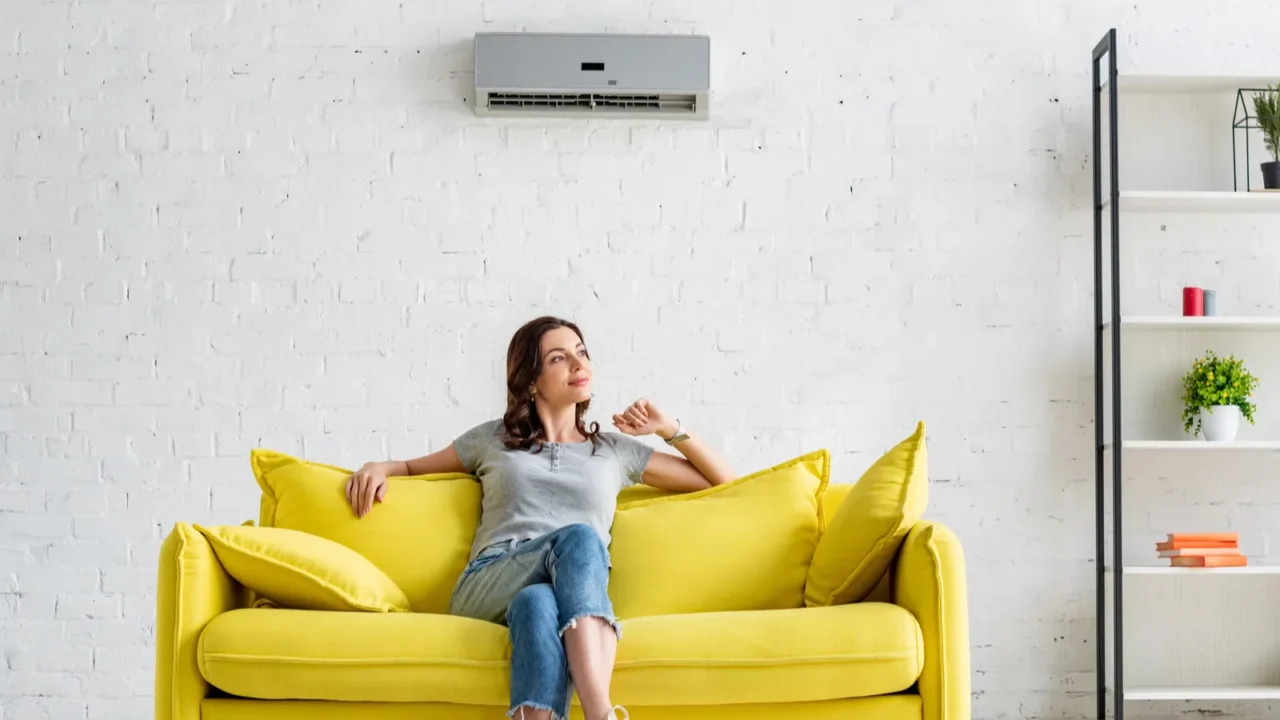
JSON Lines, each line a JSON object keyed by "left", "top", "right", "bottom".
{"left": 1157, "top": 533, "right": 1246, "bottom": 567}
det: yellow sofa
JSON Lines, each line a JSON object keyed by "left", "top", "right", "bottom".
{"left": 155, "top": 464, "right": 969, "bottom": 720}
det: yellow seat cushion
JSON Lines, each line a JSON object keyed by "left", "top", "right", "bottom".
{"left": 198, "top": 609, "right": 510, "bottom": 704}
{"left": 617, "top": 603, "right": 922, "bottom": 705}
{"left": 251, "top": 449, "right": 481, "bottom": 613}
{"left": 609, "top": 450, "right": 829, "bottom": 618}
{"left": 194, "top": 525, "right": 411, "bottom": 613}
{"left": 198, "top": 604, "right": 922, "bottom": 706}
{"left": 805, "top": 423, "right": 929, "bottom": 607}
{"left": 200, "top": 696, "right": 924, "bottom": 720}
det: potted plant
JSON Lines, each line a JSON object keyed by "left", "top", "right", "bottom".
{"left": 1181, "top": 350, "right": 1259, "bottom": 442}
{"left": 1251, "top": 85, "right": 1280, "bottom": 189}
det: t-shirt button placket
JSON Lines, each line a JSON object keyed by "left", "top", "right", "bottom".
{"left": 551, "top": 443, "right": 561, "bottom": 472}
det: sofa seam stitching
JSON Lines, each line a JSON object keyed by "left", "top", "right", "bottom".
{"left": 200, "top": 650, "right": 917, "bottom": 668}
{"left": 169, "top": 525, "right": 188, "bottom": 720}
{"left": 928, "top": 524, "right": 949, "bottom": 720}
{"left": 619, "top": 449, "right": 827, "bottom": 510}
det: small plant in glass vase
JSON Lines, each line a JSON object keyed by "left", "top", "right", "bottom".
{"left": 1182, "top": 351, "right": 1259, "bottom": 442}
{"left": 1252, "top": 84, "right": 1280, "bottom": 189}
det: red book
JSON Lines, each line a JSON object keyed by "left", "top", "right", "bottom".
{"left": 1156, "top": 540, "right": 1237, "bottom": 551}
{"left": 1166, "top": 533, "right": 1238, "bottom": 543}
{"left": 1159, "top": 548, "right": 1242, "bottom": 557}
{"left": 1170, "top": 555, "right": 1248, "bottom": 568}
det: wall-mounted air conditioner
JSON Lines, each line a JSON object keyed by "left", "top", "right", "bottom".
{"left": 473, "top": 32, "right": 710, "bottom": 120}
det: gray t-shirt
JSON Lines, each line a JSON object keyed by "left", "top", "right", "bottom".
{"left": 452, "top": 419, "right": 656, "bottom": 560}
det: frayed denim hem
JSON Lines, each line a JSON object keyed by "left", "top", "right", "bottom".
{"left": 508, "top": 701, "right": 562, "bottom": 720}
{"left": 559, "top": 611, "right": 623, "bottom": 641}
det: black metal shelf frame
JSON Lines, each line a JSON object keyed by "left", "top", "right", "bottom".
{"left": 1092, "top": 27, "right": 1122, "bottom": 720}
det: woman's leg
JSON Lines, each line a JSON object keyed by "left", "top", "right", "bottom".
{"left": 506, "top": 584, "right": 571, "bottom": 720}
{"left": 563, "top": 617, "right": 617, "bottom": 719}
{"left": 546, "top": 524, "right": 623, "bottom": 720}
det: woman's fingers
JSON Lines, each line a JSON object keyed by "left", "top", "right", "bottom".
{"left": 355, "top": 475, "right": 369, "bottom": 516}
{"left": 362, "top": 479, "right": 378, "bottom": 517}
{"left": 346, "top": 471, "right": 388, "bottom": 518}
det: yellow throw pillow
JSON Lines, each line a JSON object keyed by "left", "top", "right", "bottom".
{"left": 609, "top": 449, "right": 829, "bottom": 619}
{"left": 194, "top": 524, "right": 412, "bottom": 612}
{"left": 805, "top": 422, "right": 928, "bottom": 607}
{"left": 251, "top": 449, "right": 481, "bottom": 614}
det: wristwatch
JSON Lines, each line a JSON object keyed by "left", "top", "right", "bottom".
{"left": 663, "top": 420, "right": 690, "bottom": 446}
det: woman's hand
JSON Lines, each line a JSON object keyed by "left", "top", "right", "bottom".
{"left": 612, "top": 398, "right": 677, "bottom": 439}
{"left": 345, "top": 462, "right": 389, "bottom": 518}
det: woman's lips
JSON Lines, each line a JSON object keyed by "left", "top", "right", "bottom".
{"left": 569, "top": 378, "right": 589, "bottom": 387}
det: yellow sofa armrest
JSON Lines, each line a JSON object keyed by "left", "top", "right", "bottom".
{"left": 893, "top": 521, "right": 970, "bottom": 720}
{"left": 155, "top": 522, "right": 243, "bottom": 720}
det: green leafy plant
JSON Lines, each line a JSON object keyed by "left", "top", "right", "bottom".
{"left": 1181, "top": 351, "right": 1259, "bottom": 436}
{"left": 1252, "top": 85, "right": 1280, "bottom": 162}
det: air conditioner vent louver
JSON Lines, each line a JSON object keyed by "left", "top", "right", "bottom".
{"left": 486, "top": 92, "right": 697, "bottom": 114}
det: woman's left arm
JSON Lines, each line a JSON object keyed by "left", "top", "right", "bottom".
{"left": 613, "top": 398, "right": 737, "bottom": 492}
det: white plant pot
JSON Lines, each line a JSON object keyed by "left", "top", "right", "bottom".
{"left": 1201, "top": 405, "right": 1241, "bottom": 442}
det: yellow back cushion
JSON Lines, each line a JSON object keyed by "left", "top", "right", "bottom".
{"left": 609, "top": 449, "right": 829, "bottom": 618}
{"left": 251, "top": 449, "right": 481, "bottom": 613}
{"left": 822, "top": 482, "right": 854, "bottom": 526}
{"left": 805, "top": 423, "right": 928, "bottom": 607}
{"left": 195, "top": 524, "right": 412, "bottom": 612}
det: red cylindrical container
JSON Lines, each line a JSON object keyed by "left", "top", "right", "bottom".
{"left": 1183, "top": 287, "right": 1204, "bottom": 316}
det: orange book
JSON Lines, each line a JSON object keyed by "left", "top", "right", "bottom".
{"left": 1156, "top": 540, "right": 1237, "bottom": 551}
{"left": 1159, "top": 548, "right": 1242, "bottom": 557}
{"left": 1167, "top": 532, "right": 1238, "bottom": 543}
{"left": 1170, "top": 555, "right": 1248, "bottom": 568}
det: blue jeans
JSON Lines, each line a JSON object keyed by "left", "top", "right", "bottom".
{"left": 449, "top": 523, "right": 620, "bottom": 720}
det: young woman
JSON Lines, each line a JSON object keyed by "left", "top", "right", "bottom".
{"left": 345, "top": 315, "right": 737, "bottom": 720}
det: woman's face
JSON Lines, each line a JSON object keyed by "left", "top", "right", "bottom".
{"left": 534, "top": 326, "right": 593, "bottom": 407}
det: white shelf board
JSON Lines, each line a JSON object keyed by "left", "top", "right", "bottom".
{"left": 1107, "top": 74, "right": 1280, "bottom": 94}
{"left": 1101, "top": 191, "right": 1280, "bottom": 212}
{"left": 1124, "top": 686, "right": 1280, "bottom": 701}
{"left": 1106, "top": 440, "right": 1280, "bottom": 451}
{"left": 1120, "top": 566, "right": 1280, "bottom": 575}
{"left": 1104, "top": 316, "right": 1280, "bottom": 332}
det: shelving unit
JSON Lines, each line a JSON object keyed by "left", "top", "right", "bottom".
{"left": 1107, "top": 316, "right": 1280, "bottom": 331}
{"left": 1092, "top": 29, "right": 1280, "bottom": 720}
{"left": 1102, "top": 190, "right": 1280, "bottom": 213}
{"left": 1121, "top": 565, "right": 1280, "bottom": 575}
{"left": 1124, "top": 687, "right": 1280, "bottom": 701}
{"left": 1106, "top": 74, "right": 1280, "bottom": 94}
{"left": 1108, "top": 440, "right": 1280, "bottom": 451}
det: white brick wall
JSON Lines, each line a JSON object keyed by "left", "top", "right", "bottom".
{"left": 4, "top": 0, "right": 1280, "bottom": 718}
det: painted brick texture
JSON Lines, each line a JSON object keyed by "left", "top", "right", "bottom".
{"left": 4, "top": 1, "right": 1280, "bottom": 718}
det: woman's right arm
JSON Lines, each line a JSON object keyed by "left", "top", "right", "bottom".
{"left": 345, "top": 445, "right": 468, "bottom": 518}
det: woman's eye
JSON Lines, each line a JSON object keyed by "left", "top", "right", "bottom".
{"left": 578, "top": 350, "right": 589, "bottom": 358}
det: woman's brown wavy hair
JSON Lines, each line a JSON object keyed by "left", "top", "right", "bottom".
{"left": 502, "top": 315, "right": 601, "bottom": 454}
